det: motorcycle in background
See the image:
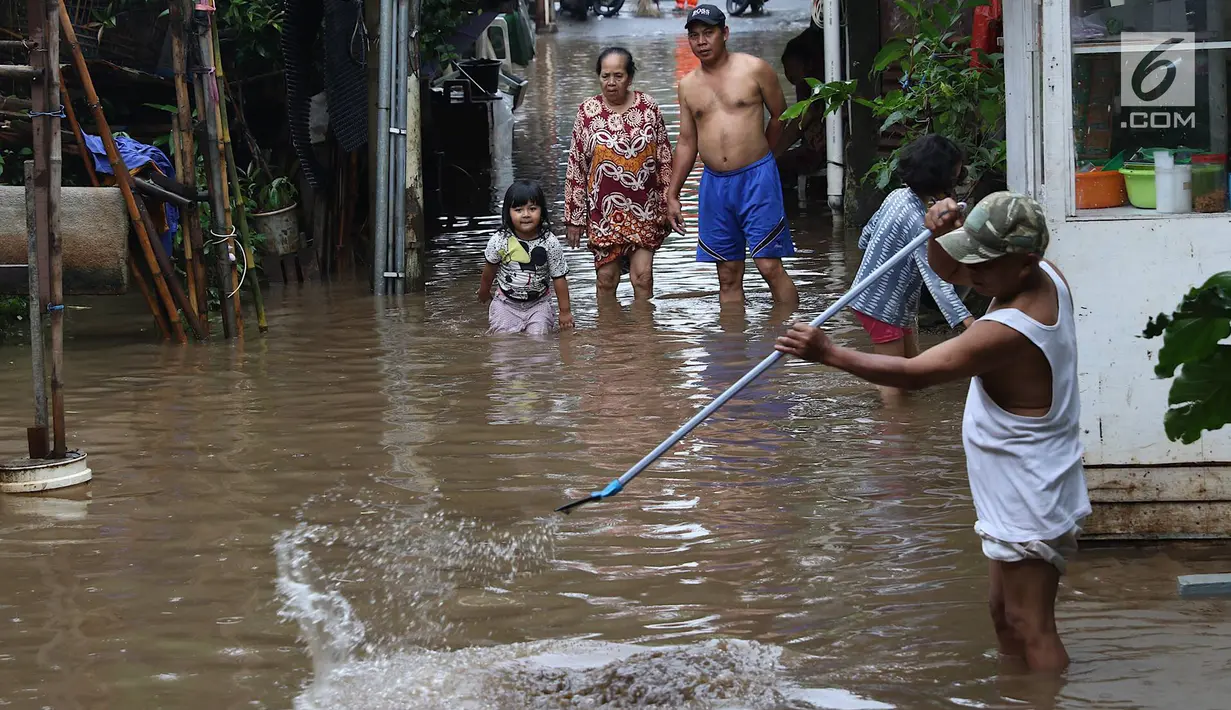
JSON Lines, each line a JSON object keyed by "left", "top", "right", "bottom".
{"left": 559, "top": 0, "right": 625, "bottom": 20}
{"left": 726, "top": 0, "right": 765, "bottom": 15}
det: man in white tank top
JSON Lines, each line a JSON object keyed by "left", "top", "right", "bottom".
{"left": 776, "top": 192, "right": 1089, "bottom": 674}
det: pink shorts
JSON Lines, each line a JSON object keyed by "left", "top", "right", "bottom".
{"left": 853, "top": 310, "right": 912, "bottom": 345}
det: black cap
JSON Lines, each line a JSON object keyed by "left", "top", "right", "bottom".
{"left": 685, "top": 4, "right": 726, "bottom": 28}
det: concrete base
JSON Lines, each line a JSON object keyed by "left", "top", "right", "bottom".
{"left": 0, "top": 451, "right": 92, "bottom": 493}
{"left": 1178, "top": 573, "right": 1231, "bottom": 597}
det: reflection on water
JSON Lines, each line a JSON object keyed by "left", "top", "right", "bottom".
{"left": 0, "top": 9, "right": 1229, "bottom": 710}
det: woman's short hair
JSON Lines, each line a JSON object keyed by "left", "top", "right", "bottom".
{"left": 595, "top": 47, "right": 636, "bottom": 79}
{"left": 896, "top": 134, "right": 965, "bottom": 195}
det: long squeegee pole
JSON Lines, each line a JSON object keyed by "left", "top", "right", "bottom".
{"left": 609, "top": 226, "right": 938, "bottom": 492}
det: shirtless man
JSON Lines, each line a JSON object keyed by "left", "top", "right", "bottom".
{"left": 775, "top": 193, "right": 1091, "bottom": 674}
{"left": 667, "top": 5, "right": 799, "bottom": 306}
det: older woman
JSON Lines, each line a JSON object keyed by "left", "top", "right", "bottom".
{"left": 564, "top": 47, "right": 673, "bottom": 301}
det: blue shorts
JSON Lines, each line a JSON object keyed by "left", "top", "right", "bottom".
{"left": 696, "top": 153, "right": 795, "bottom": 263}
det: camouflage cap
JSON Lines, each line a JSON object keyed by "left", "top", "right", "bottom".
{"left": 935, "top": 191, "right": 1049, "bottom": 264}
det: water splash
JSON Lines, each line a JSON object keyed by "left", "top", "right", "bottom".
{"left": 287, "top": 637, "right": 796, "bottom": 709}
{"left": 277, "top": 506, "right": 559, "bottom": 646}
{"left": 273, "top": 504, "right": 878, "bottom": 709}
{"left": 274, "top": 524, "right": 367, "bottom": 682}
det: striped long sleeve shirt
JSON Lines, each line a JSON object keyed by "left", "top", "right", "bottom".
{"left": 848, "top": 188, "right": 972, "bottom": 329}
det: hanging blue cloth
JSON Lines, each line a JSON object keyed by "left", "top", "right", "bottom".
{"left": 82, "top": 133, "right": 179, "bottom": 257}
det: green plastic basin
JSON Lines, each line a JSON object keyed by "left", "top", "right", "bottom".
{"left": 1119, "top": 165, "right": 1156, "bottom": 209}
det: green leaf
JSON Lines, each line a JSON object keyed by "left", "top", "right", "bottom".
{"left": 979, "top": 98, "right": 1002, "bottom": 126}
{"left": 894, "top": 0, "right": 920, "bottom": 19}
{"left": 804, "top": 77, "right": 823, "bottom": 90}
{"left": 143, "top": 103, "right": 178, "bottom": 113}
{"left": 880, "top": 110, "right": 905, "bottom": 132}
{"left": 1163, "top": 346, "right": 1231, "bottom": 444}
{"left": 780, "top": 99, "right": 811, "bottom": 122}
{"left": 873, "top": 39, "right": 910, "bottom": 72}
{"left": 875, "top": 167, "right": 892, "bottom": 190}
{"left": 1154, "top": 317, "right": 1231, "bottom": 378}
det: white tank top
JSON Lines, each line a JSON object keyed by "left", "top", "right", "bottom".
{"left": 962, "top": 261, "right": 1091, "bottom": 542}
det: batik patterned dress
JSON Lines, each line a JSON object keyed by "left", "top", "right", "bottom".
{"left": 564, "top": 91, "right": 674, "bottom": 269}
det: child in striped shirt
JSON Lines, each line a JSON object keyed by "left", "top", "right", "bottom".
{"left": 847, "top": 134, "right": 975, "bottom": 399}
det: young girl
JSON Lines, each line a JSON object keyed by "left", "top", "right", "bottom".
{"left": 478, "top": 179, "right": 574, "bottom": 335}
{"left": 847, "top": 134, "right": 975, "bottom": 398}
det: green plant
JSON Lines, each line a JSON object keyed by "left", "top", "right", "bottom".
{"left": 783, "top": 0, "right": 1006, "bottom": 195}
{"left": 1142, "top": 272, "right": 1231, "bottom": 444}
{"left": 779, "top": 78, "right": 859, "bottom": 126}
{"left": 218, "top": 0, "right": 285, "bottom": 74}
{"left": 236, "top": 164, "right": 297, "bottom": 213}
{"left": 861, "top": 0, "right": 1005, "bottom": 193}
{"left": 421, "top": 0, "right": 482, "bottom": 64}
{"left": 0, "top": 296, "right": 29, "bottom": 345}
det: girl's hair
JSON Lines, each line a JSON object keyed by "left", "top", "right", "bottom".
{"left": 595, "top": 47, "right": 636, "bottom": 79}
{"left": 501, "top": 179, "right": 553, "bottom": 235}
{"left": 897, "top": 134, "right": 966, "bottom": 196}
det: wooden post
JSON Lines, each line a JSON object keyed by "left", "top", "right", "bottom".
{"left": 24, "top": 161, "right": 48, "bottom": 460}
{"left": 25, "top": 0, "right": 67, "bottom": 456}
{"left": 56, "top": 1, "right": 191, "bottom": 344}
{"left": 26, "top": 0, "right": 50, "bottom": 308}
{"left": 44, "top": 0, "right": 65, "bottom": 457}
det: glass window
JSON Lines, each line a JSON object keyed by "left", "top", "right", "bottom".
{"left": 1071, "top": 0, "right": 1229, "bottom": 216}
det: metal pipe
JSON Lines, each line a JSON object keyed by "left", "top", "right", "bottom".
{"left": 392, "top": 0, "right": 410, "bottom": 295}
{"left": 383, "top": 0, "right": 399, "bottom": 295}
{"left": 373, "top": 0, "right": 394, "bottom": 295}
{"left": 822, "top": 0, "right": 843, "bottom": 216}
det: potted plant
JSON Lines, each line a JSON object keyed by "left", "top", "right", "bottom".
{"left": 247, "top": 173, "right": 300, "bottom": 257}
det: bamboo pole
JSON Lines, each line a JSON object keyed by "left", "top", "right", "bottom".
{"left": 43, "top": 0, "right": 64, "bottom": 458}
{"left": 56, "top": 0, "right": 189, "bottom": 344}
{"left": 27, "top": 0, "right": 49, "bottom": 308}
{"left": 58, "top": 72, "right": 98, "bottom": 186}
{"left": 24, "top": 161, "right": 49, "bottom": 459}
{"left": 168, "top": 0, "right": 208, "bottom": 330}
{"left": 132, "top": 196, "right": 206, "bottom": 341}
{"left": 58, "top": 66, "right": 171, "bottom": 338}
{"left": 130, "top": 257, "right": 172, "bottom": 339}
{"left": 212, "top": 25, "right": 267, "bottom": 333}
{"left": 191, "top": 6, "right": 241, "bottom": 338}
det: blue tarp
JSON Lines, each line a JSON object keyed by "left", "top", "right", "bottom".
{"left": 82, "top": 133, "right": 178, "bottom": 256}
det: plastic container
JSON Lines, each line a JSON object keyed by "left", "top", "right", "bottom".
{"left": 1192, "top": 153, "right": 1227, "bottom": 213}
{"left": 457, "top": 58, "right": 502, "bottom": 97}
{"left": 1147, "top": 152, "right": 1186, "bottom": 212}
{"left": 1174, "top": 163, "right": 1193, "bottom": 213}
{"left": 1075, "top": 168, "right": 1128, "bottom": 208}
{"left": 1120, "top": 164, "right": 1156, "bottom": 208}
{"left": 1154, "top": 151, "right": 1183, "bottom": 213}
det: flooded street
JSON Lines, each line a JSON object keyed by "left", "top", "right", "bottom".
{"left": 2, "top": 3, "right": 1231, "bottom": 708}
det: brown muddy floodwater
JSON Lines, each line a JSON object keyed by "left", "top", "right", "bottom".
{"left": 2, "top": 7, "right": 1230, "bottom": 710}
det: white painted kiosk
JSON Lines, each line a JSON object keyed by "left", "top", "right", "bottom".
{"left": 1003, "top": 0, "right": 1231, "bottom": 539}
